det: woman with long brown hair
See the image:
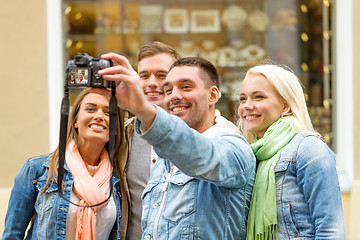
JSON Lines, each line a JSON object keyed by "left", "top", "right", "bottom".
{"left": 2, "top": 89, "right": 125, "bottom": 239}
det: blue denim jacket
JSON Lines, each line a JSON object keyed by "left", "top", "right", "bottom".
{"left": 2, "top": 154, "right": 122, "bottom": 240}
{"left": 275, "top": 133, "right": 346, "bottom": 239}
{"left": 135, "top": 106, "right": 256, "bottom": 240}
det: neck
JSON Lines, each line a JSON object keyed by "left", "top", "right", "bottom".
{"left": 77, "top": 141, "right": 106, "bottom": 166}
{"left": 196, "top": 115, "right": 216, "bottom": 133}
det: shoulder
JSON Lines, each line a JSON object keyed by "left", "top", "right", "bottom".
{"left": 214, "top": 116, "right": 240, "bottom": 135}
{"left": 298, "top": 133, "right": 331, "bottom": 153}
{"left": 14, "top": 154, "right": 52, "bottom": 183}
{"left": 283, "top": 133, "right": 336, "bottom": 166}
{"left": 282, "top": 133, "right": 328, "bottom": 154}
{"left": 27, "top": 154, "right": 52, "bottom": 168}
{"left": 213, "top": 116, "right": 249, "bottom": 145}
{"left": 125, "top": 116, "right": 135, "bottom": 127}
{"left": 24, "top": 154, "right": 52, "bottom": 176}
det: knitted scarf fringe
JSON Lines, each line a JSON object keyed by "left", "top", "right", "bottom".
{"left": 255, "top": 225, "right": 277, "bottom": 240}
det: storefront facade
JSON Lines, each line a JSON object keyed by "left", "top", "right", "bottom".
{"left": 0, "top": 0, "right": 359, "bottom": 238}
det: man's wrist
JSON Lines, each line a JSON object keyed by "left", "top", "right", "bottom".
{"left": 136, "top": 103, "right": 157, "bottom": 131}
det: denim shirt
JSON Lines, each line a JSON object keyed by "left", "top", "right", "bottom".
{"left": 2, "top": 154, "right": 122, "bottom": 240}
{"left": 135, "top": 106, "right": 256, "bottom": 240}
{"left": 275, "top": 133, "right": 346, "bottom": 239}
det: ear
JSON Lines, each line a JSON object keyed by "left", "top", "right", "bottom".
{"left": 74, "top": 121, "right": 78, "bottom": 129}
{"left": 208, "top": 86, "right": 220, "bottom": 106}
{"left": 282, "top": 102, "right": 290, "bottom": 113}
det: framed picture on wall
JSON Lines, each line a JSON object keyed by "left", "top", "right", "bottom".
{"left": 140, "top": 5, "right": 163, "bottom": 33}
{"left": 190, "top": 10, "right": 220, "bottom": 33}
{"left": 164, "top": 8, "right": 189, "bottom": 33}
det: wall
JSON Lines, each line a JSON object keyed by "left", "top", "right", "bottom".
{"left": 347, "top": 0, "right": 360, "bottom": 239}
{"left": 0, "top": 0, "right": 359, "bottom": 239}
{"left": 0, "top": 0, "right": 48, "bottom": 236}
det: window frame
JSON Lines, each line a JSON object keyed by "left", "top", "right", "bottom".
{"left": 334, "top": 0, "right": 354, "bottom": 192}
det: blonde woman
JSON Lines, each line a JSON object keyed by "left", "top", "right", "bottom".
{"left": 238, "top": 64, "right": 346, "bottom": 239}
{"left": 2, "top": 89, "right": 125, "bottom": 239}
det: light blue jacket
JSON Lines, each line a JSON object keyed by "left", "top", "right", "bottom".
{"left": 2, "top": 154, "right": 122, "bottom": 240}
{"left": 135, "top": 106, "right": 256, "bottom": 240}
{"left": 275, "top": 133, "right": 346, "bottom": 239}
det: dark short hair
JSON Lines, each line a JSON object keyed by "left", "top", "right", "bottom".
{"left": 137, "top": 41, "right": 181, "bottom": 62}
{"left": 169, "top": 57, "right": 220, "bottom": 88}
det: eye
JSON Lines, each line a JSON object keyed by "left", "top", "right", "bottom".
{"left": 86, "top": 107, "right": 95, "bottom": 112}
{"left": 164, "top": 88, "right": 172, "bottom": 95}
{"left": 182, "top": 85, "right": 191, "bottom": 90}
{"left": 158, "top": 74, "right": 167, "bottom": 79}
{"left": 239, "top": 96, "right": 247, "bottom": 102}
{"left": 140, "top": 74, "right": 149, "bottom": 80}
{"left": 255, "top": 95, "right": 264, "bottom": 99}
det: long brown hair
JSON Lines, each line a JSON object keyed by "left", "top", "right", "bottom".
{"left": 41, "top": 89, "right": 125, "bottom": 194}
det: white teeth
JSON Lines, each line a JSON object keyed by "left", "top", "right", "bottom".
{"left": 147, "top": 92, "right": 162, "bottom": 96}
{"left": 245, "top": 115, "right": 258, "bottom": 120}
{"left": 172, "top": 107, "right": 187, "bottom": 112}
{"left": 90, "top": 124, "right": 105, "bottom": 130}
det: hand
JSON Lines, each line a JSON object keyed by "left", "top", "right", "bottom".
{"left": 97, "top": 52, "right": 156, "bottom": 129}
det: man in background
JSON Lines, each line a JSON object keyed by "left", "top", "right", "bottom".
{"left": 113, "top": 41, "right": 180, "bottom": 239}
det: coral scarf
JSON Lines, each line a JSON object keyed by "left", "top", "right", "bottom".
{"left": 246, "top": 118, "right": 296, "bottom": 240}
{"left": 65, "top": 140, "right": 112, "bottom": 240}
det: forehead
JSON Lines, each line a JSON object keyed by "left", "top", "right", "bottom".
{"left": 241, "top": 73, "right": 276, "bottom": 93}
{"left": 165, "top": 66, "right": 205, "bottom": 86}
{"left": 138, "top": 53, "right": 175, "bottom": 72}
{"left": 81, "top": 93, "right": 110, "bottom": 105}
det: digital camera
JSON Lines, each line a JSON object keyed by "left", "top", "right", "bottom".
{"left": 65, "top": 53, "right": 113, "bottom": 88}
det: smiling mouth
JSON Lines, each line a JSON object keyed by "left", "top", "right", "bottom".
{"left": 89, "top": 124, "right": 106, "bottom": 130}
{"left": 146, "top": 92, "right": 162, "bottom": 96}
{"left": 244, "top": 115, "right": 260, "bottom": 120}
{"left": 170, "top": 106, "right": 189, "bottom": 113}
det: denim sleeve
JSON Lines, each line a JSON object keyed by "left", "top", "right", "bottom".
{"left": 296, "top": 136, "right": 346, "bottom": 239}
{"left": 135, "top": 106, "right": 255, "bottom": 188}
{"left": 2, "top": 160, "right": 37, "bottom": 240}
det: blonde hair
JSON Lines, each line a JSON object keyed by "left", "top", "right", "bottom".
{"left": 238, "top": 64, "right": 316, "bottom": 143}
{"left": 42, "top": 89, "right": 125, "bottom": 194}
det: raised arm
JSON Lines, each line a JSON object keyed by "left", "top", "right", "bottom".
{"left": 135, "top": 106, "right": 256, "bottom": 188}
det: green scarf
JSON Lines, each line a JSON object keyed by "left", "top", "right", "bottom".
{"left": 246, "top": 118, "right": 296, "bottom": 240}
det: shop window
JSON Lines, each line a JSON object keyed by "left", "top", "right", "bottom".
{"left": 58, "top": 0, "right": 349, "bottom": 175}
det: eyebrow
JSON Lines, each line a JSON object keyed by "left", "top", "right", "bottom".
{"left": 240, "top": 91, "right": 265, "bottom": 95}
{"left": 163, "top": 81, "right": 170, "bottom": 88}
{"left": 139, "top": 70, "right": 168, "bottom": 75}
{"left": 84, "top": 103, "right": 109, "bottom": 108}
{"left": 163, "top": 78, "right": 194, "bottom": 88}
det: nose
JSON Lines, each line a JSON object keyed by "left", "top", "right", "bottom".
{"left": 93, "top": 110, "right": 105, "bottom": 121}
{"left": 147, "top": 75, "right": 159, "bottom": 88}
{"left": 240, "top": 99, "right": 254, "bottom": 111}
{"left": 169, "top": 87, "right": 182, "bottom": 102}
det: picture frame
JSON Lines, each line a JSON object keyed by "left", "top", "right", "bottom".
{"left": 164, "top": 8, "right": 189, "bottom": 33}
{"left": 140, "top": 5, "right": 163, "bottom": 33}
{"left": 190, "top": 10, "right": 220, "bottom": 33}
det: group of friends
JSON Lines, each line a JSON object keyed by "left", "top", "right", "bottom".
{"left": 2, "top": 41, "right": 346, "bottom": 240}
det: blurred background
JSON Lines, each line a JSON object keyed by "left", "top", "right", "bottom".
{"left": 1, "top": 0, "right": 359, "bottom": 238}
